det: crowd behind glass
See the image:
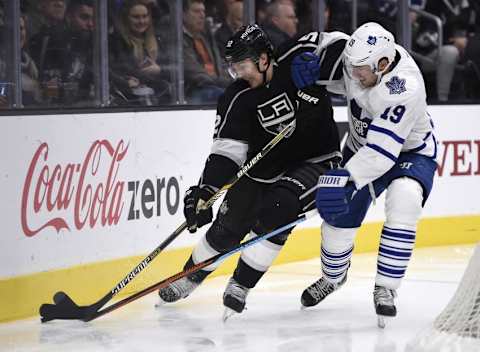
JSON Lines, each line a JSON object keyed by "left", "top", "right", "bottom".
{"left": 0, "top": 0, "right": 479, "bottom": 110}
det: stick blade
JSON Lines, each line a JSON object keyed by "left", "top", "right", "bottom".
{"left": 39, "top": 291, "right": 90, "bottom": 323}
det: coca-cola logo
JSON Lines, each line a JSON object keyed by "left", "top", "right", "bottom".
{"left": 21, "top": 140, "right": 181, "bottom": 237}
{"left": 22, "top": 140, "right": 128, "bottom": 237}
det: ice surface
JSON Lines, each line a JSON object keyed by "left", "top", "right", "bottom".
{"left": 0, "top": 244, "right": 474, "bottom": 352}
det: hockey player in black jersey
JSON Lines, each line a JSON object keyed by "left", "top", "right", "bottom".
{"left": 158, "top": 24, "right": 345, "bottom": 320}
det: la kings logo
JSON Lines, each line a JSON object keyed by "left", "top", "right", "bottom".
{"left": 257, "top": 92, "right": 295, "bottom": 136}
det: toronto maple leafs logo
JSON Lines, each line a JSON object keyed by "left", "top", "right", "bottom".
{"left": 367, "top": 35, "right": 377, "bottom": 45}
{"left": 385, "top": 76, "right": 406, "bottom": 95}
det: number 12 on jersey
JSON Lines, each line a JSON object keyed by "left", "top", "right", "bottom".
{"left": 380, "top": 105, "right": 406, "bottom": 124}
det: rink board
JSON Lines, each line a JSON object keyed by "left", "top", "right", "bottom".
{"left": 1, "top": 105, "right": 479, "bottom": 322}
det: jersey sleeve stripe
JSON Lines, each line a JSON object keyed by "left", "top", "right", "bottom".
{"left": 329, "top": 51, "right": 344, "bottom": 81}
{"left": 406, "top": 142, "right": 427, "bottom": 153}
{"left": 422, "top": 131, "right": 431, "bottom": 141}
{"left": 369, "top": 124, "right": 405, "bottom": 144}
{"left": 431, "top": 134, "right": 438, "bottom": 159}
{"left": 211, "top": 138, "right": 248, "bottom": 166}
{"left": 366, "top": 143, "right": 398, "bottom": 162}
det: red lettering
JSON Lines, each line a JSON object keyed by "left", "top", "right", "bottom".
{"left": 56, "top": 164, "right": 76, "bottom": 209}
{"left": 46, "top": 165, "right": 61, "bottom": 211}
{"left": 90, "top": 184, "right": 104, "bottom": 227}
{"left": 102, "top": 140, "right": 127, "bottom": 226}
{"left": 34, "top": 164, "right": 49, "bottom": 212}
{"left": 436, "top": 140, "right": 478, "bottom": 177}
{"left": 450, "top": 140, "right": 472, "bottom": 176}
{"left": 21, "top": 143, "right": 70, "bottom": 237}
{"left": 436, "top": 141, "right": 451, "bottom": 177}
{"left": 474, "top": 140, "right": 480, "bottom": 175}
{"left": 109, "top": 182, "right": 124, "bottom": 225}
{"left": 74, "top": 141, "right": 99, "bottom": 230}
{"left": 21, "top": 140, "right": 129, "bottom": 237}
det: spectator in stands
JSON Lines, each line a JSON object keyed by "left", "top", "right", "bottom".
{"left": 19, "top": 14, "right": 42, "bottom": 106}
{"left": 262, "top": 1, "right": 298, "bottom": 48}
{"left": 325, "top": 0, "right": 350, "bottom": 33}
{"left": 62, "top": 0, "right": 95, "bottom": 106}
{"left": 256, "top": 0, "right": 270, "bottom": 25}
{"left": 364, "top": 0, "right": 426, "bottom": 35}
{"left": 183, "top": 0, "right": 230, "bottom": 104}
{"left": 0, "top": 14, "right": 42, "bottom": 108}
{"left": 463, "top": 32, "right": 480, "bottom": 99}
{"left": 366, "top": 0, "right": 399, "bottom": 34}
{"left": 215, "top": 0, "right": 243, "bottom": 57}
{"left": 294, "top": 0, "right": 332, "bottom": 35}
{"left": 415, "top": 0, "right": 476, "bottom": 101}
{"left": 210, "top": 0, "right": 237, "bottom": 23}
{"left": 28, "top": 0, "right": 67, "bottom": 37}
{"left": 138, "top": 0, "right": 171, "bottom": 35}
{"left": 29, "top": 0, "right": 67, "bottom": 105}
{"left": 109, "top": 0, "right": 171, "bottom": 105}
{"left": 26, "top": 0, "right": 95, "bottom": 106}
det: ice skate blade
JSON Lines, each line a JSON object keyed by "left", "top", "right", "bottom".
{"left": 222, "top": 307, "right": 237, "bottom": 323}
{"left": 377, "top": 315, "right": 390, "bottom": 329}
{"left": 155, "top": 299, "right": 167, "bottom": 308}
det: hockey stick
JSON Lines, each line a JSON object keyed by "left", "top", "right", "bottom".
{"left": 86, "top": 209, "right": 317, "bottom": 321}
{"left": 39, "top": 120, "right": 296, "bottom": 323}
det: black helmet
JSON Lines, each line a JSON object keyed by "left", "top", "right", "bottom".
{"left": 225, "top": 24, "right": 274, "bottom": 64}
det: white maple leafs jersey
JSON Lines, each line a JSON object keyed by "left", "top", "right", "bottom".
{"left": 334, "top": 45, "right": 436, "bottom": 190}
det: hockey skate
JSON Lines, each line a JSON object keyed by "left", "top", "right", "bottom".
{"left": 158, "top": 277, "right": 200, "bottom": 305}
{"left": 222, "top": 277, "right": 250, "bottom": 322}
{"left": 301, "top": 273, "right": 347, "bottom": 308}
{"left": 373, "top": 285, "right": 397, "bottom": 328}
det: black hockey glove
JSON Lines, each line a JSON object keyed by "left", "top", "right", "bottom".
{"left": 183, "top": 185, "right": 215, "bottom": 233}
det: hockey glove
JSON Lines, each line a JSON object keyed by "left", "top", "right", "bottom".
{"left": 315, "top": 169, "right": 356, "bottom": 222}
{"left": 291, "top": 52, "right": 321, "bottom": 89}
{"left": 183, "top": 185, "right": 215, "bottom": 233}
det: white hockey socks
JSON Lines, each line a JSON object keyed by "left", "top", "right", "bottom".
{"left": 376, "top": 178, "right": 423, "bottom": 290}
{"left": 321, "top": 222, "right": 356, "bottom": 284}
{"left": 240, "top": 231, "right": 283, "bottom": 273}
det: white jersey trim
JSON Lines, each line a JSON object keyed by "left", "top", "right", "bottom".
{"left": 211, "top": 138, "right": 248, "bottom": 167}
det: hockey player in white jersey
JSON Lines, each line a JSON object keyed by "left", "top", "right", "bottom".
{"left": 291, "top": 22, "right": 437, "bottom": 327}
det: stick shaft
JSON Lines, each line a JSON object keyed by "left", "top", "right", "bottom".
{"left": 101, "top": 120, "right": 294, "bottom": 302}
{"left": 52, "top": 120, "right": 296, "bottom": 318}
{"left": 88, "top": 210, "right": 316, "bottom": 321}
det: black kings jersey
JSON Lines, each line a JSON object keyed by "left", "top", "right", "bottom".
{"left": 208, "top": 32, "right": 346, "bottom": 183}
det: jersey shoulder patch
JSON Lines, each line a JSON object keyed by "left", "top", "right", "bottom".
{"left": 369, "top": 72, "right": 422, "bottom": 114}
{"left": 385, "top": 76, "right": 406, "bottom": 95}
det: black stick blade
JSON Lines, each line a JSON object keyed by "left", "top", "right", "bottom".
{"left": 39, "top": 291, "right": 89, "bottom": 323}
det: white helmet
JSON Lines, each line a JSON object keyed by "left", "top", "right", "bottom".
{"left": 344, "top": 22, "right": 396, "bottom": 76}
